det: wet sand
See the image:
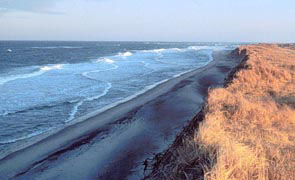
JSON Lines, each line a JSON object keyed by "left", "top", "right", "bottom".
{"left": 0, "top": 50, "right": 240, "bottom": 180}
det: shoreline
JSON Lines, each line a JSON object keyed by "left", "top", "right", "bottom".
{"left": 0, "top": 46, "right": 213, "bottom": 148}
{"left": 0, "top": 53, "right": 214, "bottom": 160}
{"left": 0, "top": 50, "right": 223, "bottom": 179}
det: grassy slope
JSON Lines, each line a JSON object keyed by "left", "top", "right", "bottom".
{"left": 147, "top": 44, "right": 295, "bottom": 180}
{"left": 198, "top": 44, "right": 295, "bottom": 180}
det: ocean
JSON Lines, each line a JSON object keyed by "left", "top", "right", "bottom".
{"left": 0, "top": 41, "right": 239, "bottom": 153}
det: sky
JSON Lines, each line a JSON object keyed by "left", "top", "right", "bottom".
{"left": 0, "top": 0, "right": 294, "bottom": 42}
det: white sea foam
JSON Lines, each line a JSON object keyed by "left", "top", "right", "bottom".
{"left": 0, "top": 64, "right": 64, "bottom": 86}
{"left": 188, "top": 45, "right": 231, "bottom": 51}
{"left": 143, "top": 46, "right": 218, "bottom": 53}
{"left": 141, "top": 61, "right": 150, "bottom": 69}
{"left": 142, "top": 48, "right": 186, "bottom": 54}
{"left": 202, "top": 50, "right": 214, "bottom": 62}
{"left": 188, "top": 46, "right": 210, "bottom": 51}
{"left": 118, "top": 51, "right": 133, "bottom": 57}
{"left": 141, "top": 61, "right": 155, "bottom": 72}
{"left": 67, "top": 82, "right": 112, "bottom": 122}
{"left": 96, "top": 58, "right": 115, "bottom": 64}
{"left": 152, "top": 49, "right": 166, "bottom": 53}
{"left": 104, "top": 59, "right": 115, "bottom": 64}
{"left": 142, "top": 48, "right": 166, "bottom": 53}
{"left": 0, "top": 71, "right": 42, "bottom": 86}
{"left": 208, "top": 51, "right": 214, "bottom": 61}
{"left": 40, "top": 64, "right": 63, "bottom": 71}
{"left": 155, "top": 42, "right": 174, "bottom": 45}
{"left": 72, "top": 62, "right": 120, "bottom": 122}
{"left": 81, "top": 63, "right": 118, "bottom": 81}
{"left": 70, "top": 78, "right": 171, "bottom": 125}
{"left": 170, "top": 48, "right": 185, "bottom": 52}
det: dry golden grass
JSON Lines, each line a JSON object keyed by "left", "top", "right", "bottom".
{"left": 197, "top": 44, "right": 295, "bottom": 180}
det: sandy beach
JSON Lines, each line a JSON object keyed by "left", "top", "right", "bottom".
{"left": 0, "top": 49, "right": 240, "bottom": 180}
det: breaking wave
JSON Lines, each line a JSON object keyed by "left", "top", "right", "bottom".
{"left": 142, "top": 49, "right": 166, "bottom": 53}
{"left": 40, "top": 64, "right": 63, "bottom": 71}
{"left": 96, "top": 58, "right": 115, "bottom": 64}
{"left": 0, "top": 64, "right": 64, "bottom": 86}
{"left": 117, "top": 52, "right": 133, "bottom": 57}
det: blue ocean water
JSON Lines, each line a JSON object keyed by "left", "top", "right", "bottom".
{"left": 0, "top": 41, "right": 239, "bottom": 149}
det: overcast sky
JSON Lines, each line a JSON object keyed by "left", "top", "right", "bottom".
{"left": 0, "top": 0, "right": 294, "bottom": 42}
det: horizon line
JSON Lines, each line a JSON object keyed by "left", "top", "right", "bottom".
{"left": 0, "top": 40, "right": 260, "bottom": 43}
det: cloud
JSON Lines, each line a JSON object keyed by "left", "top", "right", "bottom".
{"left": 0, "top": 0, "right": 63, "bottom": 14}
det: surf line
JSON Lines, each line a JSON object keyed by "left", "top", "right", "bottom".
{"left": 0, "top": 64, "right": 63, "bottom": 86}
{"left": 67, "top": 61, "right": 118, "bottom": 122}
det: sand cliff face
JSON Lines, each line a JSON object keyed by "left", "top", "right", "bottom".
{"left": 146, "top": 44, "right": 295, "bottom": 180}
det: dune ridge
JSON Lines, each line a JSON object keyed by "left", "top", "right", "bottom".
{"left": 146, "top": 44, "right": 295, "bottom": 180}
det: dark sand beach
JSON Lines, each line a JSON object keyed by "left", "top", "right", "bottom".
{"left": 0, "top": 50, "right": 240, "bottom": 180}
